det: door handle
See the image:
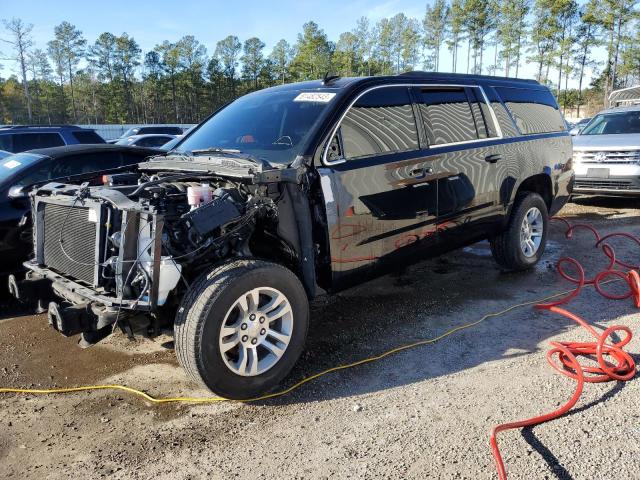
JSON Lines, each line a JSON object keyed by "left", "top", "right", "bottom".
{"left": 410, "top": 167, "right": 433, "bottom": 178}
{"left": 485, "top": 154, "right": 502, "bottom": 164}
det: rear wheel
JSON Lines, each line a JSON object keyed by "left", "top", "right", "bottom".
{"left": 490, "top": 192, "right": 549, "bottom": 271}
{"left": 174, "top": 259, "right": 309, "bottom": 399}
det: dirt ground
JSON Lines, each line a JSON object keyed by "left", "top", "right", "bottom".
{"left": 1, "top": 196, "right": 640, "bottom": 480}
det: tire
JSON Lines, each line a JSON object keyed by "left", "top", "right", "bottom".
{"left": 490, "top": 192, "right": 549, "bottom": 271}
{"left": 174, "top": 259, "right": 309, "bottom": 399}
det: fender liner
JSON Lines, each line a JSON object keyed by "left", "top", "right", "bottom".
{"left": 285, "top": 183, "right": 316, "bottom": 298}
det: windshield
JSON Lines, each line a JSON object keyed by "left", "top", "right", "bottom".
{"left": 121, "top": 128, "right": 139, "bottom": 138}
{"left": 0, "top": 152, "right": 45, "bottom": 185}
{"left": 580, "top": 111, "right": 640, "bottom": 135}
{"left": 161, "top": 137, "right": 181, "bottom": 150}
{"left": 175, "top": 89, "right": 336, "bottom": 164}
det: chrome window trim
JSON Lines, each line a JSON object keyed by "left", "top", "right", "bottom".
{"left": 321, "top": 83, "right": 504, "bottom": 166}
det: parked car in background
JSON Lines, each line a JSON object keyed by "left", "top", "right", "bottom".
{"left": 13, "top": 72, "right": 573, "bottom": 398}
{"left": 569, "top": 117, "right": 592, "bottom": 136}
{"left": 573, "top": 106, "right": 640, "bottom": 196}
{"left": 115, "top": 134, "right": 177, "bottom": 148}
{"left": 0, "top": 125, "right": 105, "bottom": 153}
{"left": 0, "top": 144, "right": 161, "bottom": 278}
{"left": 106, "top": 125, "right": 185, "bottom": 143}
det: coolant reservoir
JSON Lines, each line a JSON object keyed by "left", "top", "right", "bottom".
{"left": 187, "top": 184, "right": 212, "bottom": 209}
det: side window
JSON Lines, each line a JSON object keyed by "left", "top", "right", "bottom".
{"left": 50, "top": 153, "right": 123, "bottom": 179}
{"left": 495, "top": 87, "right": 565, "bottom": 135}
{"left": 0, "top": 134, "right": 14, "bottom": 152}
{"left": 72, "top": 130, "right": 104, "bottom": 144}
{"left": 16, "top": 163, "right": 53, "bottom": 187}
{"left": 418, "top": 87, "right": 479, "bottom": 146}
{"left": 339, "top": 87, "right": 419, "bottom": 161}
{"left": 139, "top": 136, "right": 169, "bottom": 147}
{"left": 467, "top": 87, "right": 499, "bottom": 138}
{"left": 14, "top": 133, "right": 65, "bottom": 152}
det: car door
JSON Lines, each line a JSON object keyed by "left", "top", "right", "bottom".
{"left": 318, "top": 85, "right": 438, "bottom": 289}
{"left": 413, "top": 85, "right": 505, "bottom": 241}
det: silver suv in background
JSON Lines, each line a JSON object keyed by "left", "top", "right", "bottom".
{"left": 572, "top": 106, "right": 640, "bottom": 195}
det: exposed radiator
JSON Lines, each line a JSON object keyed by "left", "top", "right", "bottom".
{"left": 42, "top": 203, "right": 98, "bottom": 285}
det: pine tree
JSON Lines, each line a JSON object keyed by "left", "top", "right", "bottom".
{"left": 1, "top": 18, "right": 34, "bottom": 121}
{"left": 49, "top": 21, "right": 86, "bottom": 121}
{"left": 423, "top": 0, "right": 450, "bottom": 71}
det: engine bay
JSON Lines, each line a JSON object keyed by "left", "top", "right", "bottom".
{"left": 27, "top": 165, "right": 286, "bottom": 319}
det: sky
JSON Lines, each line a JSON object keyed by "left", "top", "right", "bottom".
{"left": 0, "top": 0, "right": 600, "bottom": 88}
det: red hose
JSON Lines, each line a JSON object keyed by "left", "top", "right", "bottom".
{"left": 489, "top": 219, "right": 639, "bottom": 480}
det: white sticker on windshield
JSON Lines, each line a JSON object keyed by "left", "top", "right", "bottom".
{"left": 294, "top": 92, "right": 336, "bottom": 103}
{"left": 3, "top": 160, "right": 21, "bottom": 169}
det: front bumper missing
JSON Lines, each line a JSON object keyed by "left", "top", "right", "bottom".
{"left": 21, "top": 261, "right": 152, "bottom": 311}
{"left": 11, "top": 262, "right": 150, "bottom": 343}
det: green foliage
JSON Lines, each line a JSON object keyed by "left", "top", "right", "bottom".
{"left": 423, "top": 0, "right": 450, "bottom": 71}
{"left": 289, "top": 22, "right": 333, "bottom": 80}
{"left": 1, "top": 3, "right": 640, "bottom": 124}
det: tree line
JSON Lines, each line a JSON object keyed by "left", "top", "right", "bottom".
{"left": 1, "top": 0, "right": 639, "bottom": 125}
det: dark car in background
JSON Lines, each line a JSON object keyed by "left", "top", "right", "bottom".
{"left": 0, "top": 144, "right": 161, "bottom": 278}
{"left": 14, "top": 72, "right": 573, "bottom": 398}
{"left": 0, "top": 125, "right": 105, "bottom": 153}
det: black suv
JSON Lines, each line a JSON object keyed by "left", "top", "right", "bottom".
{"left": 13, "top": 73, "right": 573, "bottom": 398}
{"left": 0, "top": 125, "right": 105, "bottom": 153}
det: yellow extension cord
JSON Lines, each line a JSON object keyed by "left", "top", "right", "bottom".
{"left": 0, "top": 284, "right": 607, "bottom": 405}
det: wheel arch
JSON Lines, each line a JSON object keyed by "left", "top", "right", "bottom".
{"left": 514, "top": 174, "right": 553, "bottom": 212}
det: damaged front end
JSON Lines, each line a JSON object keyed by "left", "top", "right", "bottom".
{"left": 15, "top": 154, "right": 306, "bottom": 345}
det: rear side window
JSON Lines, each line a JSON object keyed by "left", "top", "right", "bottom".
{"left": 0, "top": 132, "right": 65, "bottom": 153}
{"left": 139, "top": 126, "right": 183, "bottom": 135}
{"left": 417, "top": 87, "right": 494, "bottom": 146}
{"left": 136, "top": 136, "right": 170, "bottom": 147}
{"left": 340, "top": 87, "right": 419, "bottom": 160}
{"left": 72, "top": 130, "right": 105, "bottom": 144}
{"left": 495, "top": 87, "right": 565, "bottom": 135}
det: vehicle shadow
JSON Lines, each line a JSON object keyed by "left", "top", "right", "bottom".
{"left": 520, "top": 379, "right": 630, "bottom": 480}
{"left": 0, "top": 290, "right": 33, "bottom": 321}
{"left": 569, "top": 195, "right": 640, "bottom": 222}
{"left": 256, "top": 210, "right": 639, "bottom": 407}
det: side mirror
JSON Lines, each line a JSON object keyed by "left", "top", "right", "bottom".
{"left": 8, "top": 185, "right": 27, "bottom": 199}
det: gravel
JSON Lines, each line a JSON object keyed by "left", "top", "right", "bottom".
{"left": 1, "top": 195, "right": 639, "bottom": 479}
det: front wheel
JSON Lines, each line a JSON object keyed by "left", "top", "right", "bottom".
{"left": 174, "top": 259, "right": 309, "bottom": 399}
{"left": 490, "top": 192, "right": 549, "bottom": 271}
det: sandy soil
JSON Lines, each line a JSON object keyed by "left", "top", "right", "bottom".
{"left": 1, "top": 195, "right": 640, "bottom": 479}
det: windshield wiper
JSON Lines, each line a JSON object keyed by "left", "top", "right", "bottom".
{"left": 191, "top": 147, "right": 243, "bottom": 156}
{"left": 187, "top": 147, "right": 266, "bottom": 167}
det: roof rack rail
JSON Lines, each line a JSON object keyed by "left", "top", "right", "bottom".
{"left": 0, "top": 124, "right": 82, "bottom": 129}
{"left": 397, "top": 70, "right": 539, "bottom": 84}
